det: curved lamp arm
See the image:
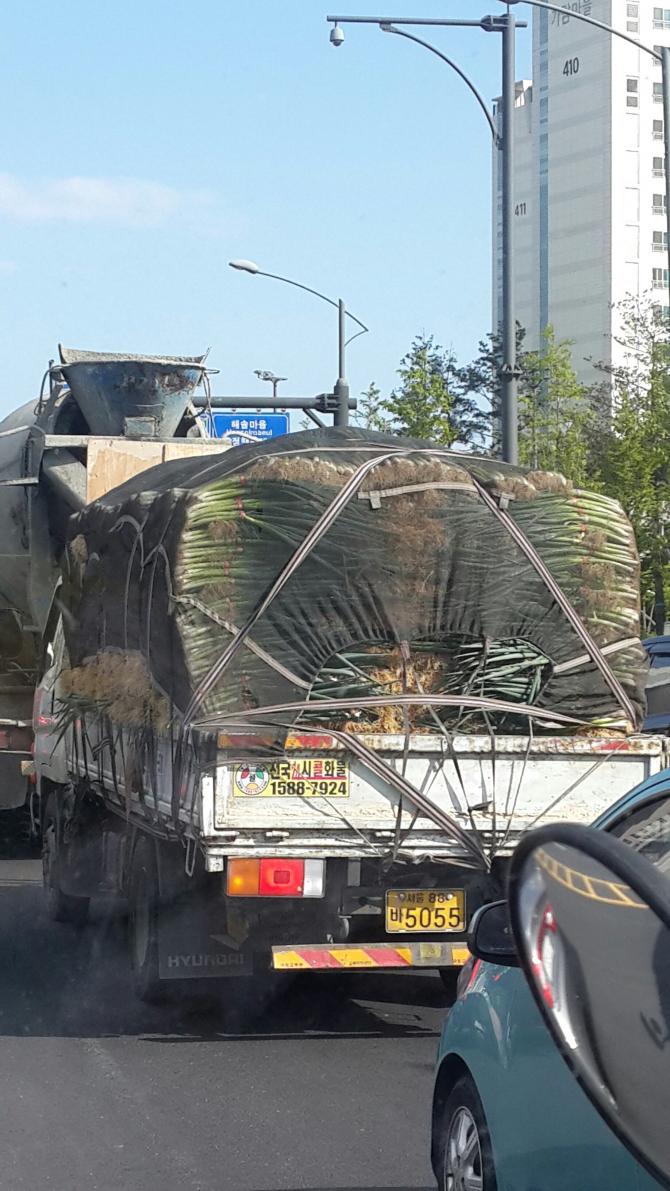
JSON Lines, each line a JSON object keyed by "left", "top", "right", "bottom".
{"left": 255, "top": 270, "right": 369, "bottom": 334}
{"left": 500, "top": 0, "right": 660, "bottom": 61}
{"left": 381, "top": 23, "right": 500, "bottom": 144}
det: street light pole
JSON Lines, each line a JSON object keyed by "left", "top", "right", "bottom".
{"left": 229, "top": 260, "right": 368, "bottom": 427}
{"left": 501, "top": 12, "right": 518, "bottom": 464}
{"left": 327, "top": 13, "right": 526, "bottom": 463}
{"left": 334, "top": 299, "right": 349, "bottom": 426}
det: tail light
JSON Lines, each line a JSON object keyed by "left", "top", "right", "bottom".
{"left": 259, "top": 859, "right": 305, "bottom": 896}
{"left": 226, "top": 858, "right": 325, "bottom": 898}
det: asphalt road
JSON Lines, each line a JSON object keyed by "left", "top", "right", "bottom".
{"left": 0, "top": 851, "right": 447, "bottom": 1191}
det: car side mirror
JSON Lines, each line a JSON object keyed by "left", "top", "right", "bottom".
{"left": 508, "top": 823, "right": 670, "bottom": 1191}
{"left": 467, "top": 900, "right": 518, "bottom": 966}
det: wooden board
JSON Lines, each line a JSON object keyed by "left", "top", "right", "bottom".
{"left": 86, "top": 439, "right": 230, "bottom": 503}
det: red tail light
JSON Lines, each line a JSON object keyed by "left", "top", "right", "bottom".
{"left": 259, "top": 859, "right": 304, "bottom": 896}
{"left": 227, "top": 857, "right": 324, "bottom": 897}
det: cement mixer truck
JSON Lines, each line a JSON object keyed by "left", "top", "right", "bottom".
{"left": 0, "top": 347, "right": 225, "bottom": 840}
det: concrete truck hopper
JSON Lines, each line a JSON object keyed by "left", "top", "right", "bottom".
{"left": 0, "top": 346, "right": 225, "bottom": 835}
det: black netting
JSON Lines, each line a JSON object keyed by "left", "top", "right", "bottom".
{"left": 60, "top": 428, "right": 647, "bottom": 737}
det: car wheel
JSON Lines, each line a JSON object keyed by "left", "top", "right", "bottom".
{"left": 440, "top": 1074, "right": 497, "bottom": 1191}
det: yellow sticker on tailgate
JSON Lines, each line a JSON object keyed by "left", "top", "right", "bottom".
{"left": 233, "top": 758, "right": 349, "bottom": 798}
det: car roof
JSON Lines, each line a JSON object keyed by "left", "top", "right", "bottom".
{"left": 644, "top": 636, "right": 670, "bottom": 654}
{"left": 594, "top": 764, "right": 670, "bottom": 830}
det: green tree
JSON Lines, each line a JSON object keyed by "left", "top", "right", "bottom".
{"left": 458, "top": 325, "right": 526, "bottom": 454}
{"left": 357, "top": 381, "right": 393, "bottom": 433}
{"left": 385, "top": 334, "right": 481, "bottom": 447}
{"left": 518, "top": 326, "right": 594, "bottom": 485}
{"left": 594, "top": 298, "right": 670, "bottom": 633}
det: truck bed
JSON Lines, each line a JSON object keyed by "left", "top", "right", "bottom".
{"left": 195, "top": 732, "right": 666, "bottom": 867}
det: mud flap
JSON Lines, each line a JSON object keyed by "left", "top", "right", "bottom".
{"left": 157, "top": 897, "right": 253, "bottom": 979}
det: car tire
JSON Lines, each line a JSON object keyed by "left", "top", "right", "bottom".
{"left": 439, "top": 1074, "right": 498, "bottom": 1191}
{"left": 129, "top": 838, "right": 163, "bottom": 1003}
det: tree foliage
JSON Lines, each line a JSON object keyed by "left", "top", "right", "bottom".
{"left": 360, "top": 334, "right": 485, "bottom": 447}
{"left": 517, "top": 326, "right": 593, "bottom": 485}
{"left": 593, "top": 299, "right": 670, "bottom": 632}
{"left": 359, "top": 303, "right": 670, "bottom": 628}
{"left": 457, "top": 325, "right": 526, "bottom": 455}
{"left": 357, "top": 381, "right": 393, "bottom": 433}
{"left": 386, "top": 335, "right": 465, "bottom": 446}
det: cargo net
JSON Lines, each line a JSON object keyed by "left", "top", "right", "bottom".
{"left": 60, "top": 428, "right": 646, "bottom": 745}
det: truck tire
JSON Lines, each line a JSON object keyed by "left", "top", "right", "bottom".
{"left": 129, "top": 837, "right": 163, "bottom": 1003}
{"left": 42, "top": 802, "right": 90, "bottom": 926}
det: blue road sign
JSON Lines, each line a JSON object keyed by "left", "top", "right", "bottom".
{"left": 200, "top": 411, "right": 290, "bottom": 445}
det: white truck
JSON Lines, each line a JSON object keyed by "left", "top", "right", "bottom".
{"left": 27, "top": 352, "right": 656, "bottom": 1003}
{"left": 35, "top": 625, "right": 665, "bottom": 998}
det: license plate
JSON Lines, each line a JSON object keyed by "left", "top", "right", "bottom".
{"left": 233, "top": 758, "right": 349, "bottom": 798}
{"left": 385, "top": 889, "right": 466, "bottom": 933}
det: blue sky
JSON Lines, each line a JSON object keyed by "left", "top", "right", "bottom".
{"left": 0, "top": 1, "right": 531, "bottom": 419}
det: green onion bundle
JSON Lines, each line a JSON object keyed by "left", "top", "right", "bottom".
{"left": 61, "top": 430, "right": 648, "bottom": 735}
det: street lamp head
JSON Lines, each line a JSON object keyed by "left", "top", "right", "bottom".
{"left": 229, "top": 259, "right": 260, "bottom": 274}
{"left": 329, "top": 22, "right": 345, "bottom": 46}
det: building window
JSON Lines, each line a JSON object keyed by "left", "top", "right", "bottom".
{"left": 654, "top": 82, "right": 665, "bottom": 103}
{"left": 654, "top": 8, "right": 670, "bottom": 30}
{"left": 654, "top": 156, "right": 666, "bottom": 176}
{"left": 627, "top": 21, "right": 639, "bottom": 31}
{"left": 653, "top": 193, "right": 668, "bottom": 213}
{"left": 652, "top": 268, "right": 669, "bottom": 288}
{"left": 627, "top": 77, "right": 639, "bottom": 107}
{"left": 653, "top": 231, "right": 669, "bottom": 251}
{"left": 654, "top": 119, "right": 665, "bottom": 140}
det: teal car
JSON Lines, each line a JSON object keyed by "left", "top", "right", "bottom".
{"left": 430, "top": 769, "right": 670, "bottom": 1191}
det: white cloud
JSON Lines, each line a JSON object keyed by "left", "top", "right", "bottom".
{"left": 0, "top": 174, "right": 215, "bottom": 228}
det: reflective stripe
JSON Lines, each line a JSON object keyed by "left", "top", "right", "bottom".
{"left": 271, "top": 949, "right": 311, "bottom": 970}
{"left": 451, "top": 947, "right": 471, "bottom": 966}
{"left": 272, "top": 941, "right": 470, "bottom": 970}
{"left": 364, "top": 946, "right": 412, "bottom": 967}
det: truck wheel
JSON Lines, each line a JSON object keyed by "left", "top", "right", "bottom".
{"left": 129, "top": 838, "right": 163, "bottom": 1003}
{"left": 42, "top": 808, "right": 90, "bottom": 926}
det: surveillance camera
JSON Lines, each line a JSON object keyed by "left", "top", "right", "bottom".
{"left": 329, "top": 23, "right": 344, "bottom": 46}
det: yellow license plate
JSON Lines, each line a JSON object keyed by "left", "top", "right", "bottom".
{"left": 385, "top": 889, "right": 466, "bottom": 933}
{"left": 233, "top": 758, "right": 349, "bottom": 798}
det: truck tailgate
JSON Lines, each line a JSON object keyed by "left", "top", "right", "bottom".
{"left": 207, "top": 733, "right": 666, "bottom": 855}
